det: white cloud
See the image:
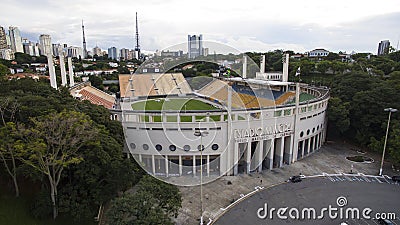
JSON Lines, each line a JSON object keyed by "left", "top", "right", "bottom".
{"left": 1, "top": 0, "right": 400, "bottom": 53}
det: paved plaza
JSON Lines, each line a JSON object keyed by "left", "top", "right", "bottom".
{"left": 175, "top": 140, "right": 400, "bottom": 225}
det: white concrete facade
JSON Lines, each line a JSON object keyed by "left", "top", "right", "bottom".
{"left": 113, "top": 84, "right": 329, "bottom": 177}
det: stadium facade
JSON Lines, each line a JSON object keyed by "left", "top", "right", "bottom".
{"left": 112, "top": 55, "right": 329, "bottom": 177}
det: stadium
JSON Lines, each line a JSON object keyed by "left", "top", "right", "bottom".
{"left": 112, "top": 54, "right": 329, "bottom": 180}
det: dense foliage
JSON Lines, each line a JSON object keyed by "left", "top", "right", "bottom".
{"left": 0, "top": 77, "right": 146, "bottom": 222}
{"left": 276, "top": 51, "right": 400, "bottom": 165}
{"left": 106, "top": 175, "right": 181, "bottom": 225}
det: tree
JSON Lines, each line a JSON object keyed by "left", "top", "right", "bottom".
{"left": 325, "top": 52, "right": 340, "bottom": 61}
{"left": 330, "top": 61, "right": 347, "bottom": 75}
{"left": 88, "top": 75, "right": 104, "bottom": 90}
{"left": 106, "top": 191, "right": 174, "bottom": 225}
{"left": 0, "top": 63, "right": 10, "bottom": 78}
{"left": 20, "top": 110, "right": 99, "bottom": 219}
{"left": 117, "top": 66, "right": 130, "bottom": 74}
{"left": 58, "top": 130, "right": 142, "bottom": 220}
{"left": 0, "top": 122, "right": 22, "bottom": 197}
{"left": 388, "top": 122, "right": 400, "bottom": 164}
{"left": 14, "top": 52, "right": 33, "bottom": 64}
{"left": 327, "top": 97, "right": 350, "bottom": 136}
{"left": 316, "top": 60, "right": 331, "bottom": 75}
{"left": 299, "top": 59, "right": 315, "bottom": 76}
{"left": 136, "top": 175, "right": 182, "bottom": 217}
{"left": 0, "top": 97, "right": 21, "bottom": 197}
{"left": 106, "top": 175, "right": 181, "bottom": 225}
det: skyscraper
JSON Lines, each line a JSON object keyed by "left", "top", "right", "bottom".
{"left": 120, "top": 48, "right": 130, "bottom": 61}
{"left": 377, "top": 40, "right": 390, "bottom": 56}
{"left": 52, "top": 43, "right": 62, "bottom": 57}
{"left": 188, "top": 34, "right": 203, "bottom": 59}
{"left": 22, "top": 38, "right": 37, "bottom": 56}
{"left": 66, "top": 46, "right": 83, "bottom": 58}
{"left": 0, "top": 26, "right": 7, "bottom": 49}
{"left": 108, "top": 47, "right": 118, "bottom": 60}
{"left": 9, "top": 26, "right": 23, "bottom": 53}
{"left": 93, "top": 46, "right": 102, "bottom": 56}
{"left": 39, "top": 34, "right": 52, "bottom": 56}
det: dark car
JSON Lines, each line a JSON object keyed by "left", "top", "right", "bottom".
{"left": 289, "top": 175, "right": 302, "bottom": 183}
{"left": 391, "top": 175, "right": 400, "bottom": 182}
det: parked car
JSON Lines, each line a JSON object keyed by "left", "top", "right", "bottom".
{"left": 391, "top": 175, "right": 400, "bottom": 182}
{"left": 289, "top": 175, "right": 302, "bottom": 183}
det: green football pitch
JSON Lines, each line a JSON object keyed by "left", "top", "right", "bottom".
{"left": 131, "top": 98, "right": 221, "bottom": 122}
{"left": 131, "top": 98, "right": 217, "bottom": 111}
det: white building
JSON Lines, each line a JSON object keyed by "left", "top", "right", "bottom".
{"left": 377, "top": 40, "right": 390, "bottom": 56}
{"left": 308, "top": 49, "right": 329, "bottom": 58}
{"left": 120, "top": 48, "right": 130, "bottom": 61}
{"left": 93, "top": 46, "right": 102, "bottom": 56}
{"left": 114, "top": 57, "right": 329, "bottom": 178}
{"left": 52, "top": 43, "right": 62, "bottom": 57}
{"left": 39, "top": 34, "right": 52, "bottom": 56}
{"left": 0, "top": 48, "right": 13, "bottom": 60}
{"left": 0, "top": 26, "right": 8, "bottom": 49}
{"left": 9, "top": 26, "right": 23, "bottom": 53}
{"left": 108, "top": 47, "right": 118, "bottom": 60}
{"left": 188, "top": 34, "right": 203, "bottom": 59}
{"left": 67, "top": 46, "right": 83, "bottom": 58}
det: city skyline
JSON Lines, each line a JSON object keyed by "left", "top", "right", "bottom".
{"left": 1, "top": 0, "right": 400, "bottom": 54}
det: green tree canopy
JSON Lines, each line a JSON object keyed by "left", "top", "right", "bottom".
{"left": 0, "top": 63, "right": 10, "bottom": 78}
{"left": 20, "top": 110, "right": 99, "bottom": 219}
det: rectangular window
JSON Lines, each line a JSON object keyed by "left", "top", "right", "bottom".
{"left": 284, "top": 109, "right": 291, "bottom": 116}
{"left": 274, "top": 110, "right": 282, "bottom": 117}
{"left": 180, "top": 128, "right": 192, "bottom": 131}
{"left": 209, "top": 127, "right": 222, "bottom": 130}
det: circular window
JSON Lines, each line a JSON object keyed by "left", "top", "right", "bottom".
{"left": 212, "top": 144, "right": 219, "bottom": 151}
{"left": 307, "top": 129, "right": 310, "bottom": 135}
{"left": 143, "top": 144, "right": 149, "bottom": 150}
{"left": 300, "top": 131, "right": 304, "bottom": 137}
{"left": 155, "top": 144, "right": 162, "bottom": 151}
{"left": 197, "top": 145, "right": 205, "bottom": 151}
{"left": 130, "top": 143, "right": 136, "bottom": 150}
{"left": 183, "top": 145, "right": 190, "bottom": 151}
{"left": 169, "top": 145, "right": 176, "bottom": 151}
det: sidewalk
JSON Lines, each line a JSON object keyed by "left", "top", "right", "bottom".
{"left": 175, "top": 140, "right": 398, "bottom": 225}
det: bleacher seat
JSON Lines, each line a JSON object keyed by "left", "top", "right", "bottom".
{"left": 119, "top": 73, "right": 192, "bottom": 97}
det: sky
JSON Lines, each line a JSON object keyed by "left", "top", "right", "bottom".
{"left": 1, "top": 0, "right": 400, "bottom": 54}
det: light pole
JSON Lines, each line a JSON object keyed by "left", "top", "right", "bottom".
{"left": 379, "top": 107, "right": 397, "bottom": 176}
{"left": 194, "top": 127, "right": 208, "bottom": 225}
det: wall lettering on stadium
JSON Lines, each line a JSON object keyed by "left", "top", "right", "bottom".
{"left": 234, "top": 123, "right": 292, "bottom": 141}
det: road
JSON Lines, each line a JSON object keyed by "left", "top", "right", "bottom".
{"left": 215, "top": 175, "right": 400, "bottom": 225}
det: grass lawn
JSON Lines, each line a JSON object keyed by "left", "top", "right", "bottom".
{"left": 131, "top": 98, "right": 221, "bottom": 122}
{"left": 0, "top": 190, "right": 94, "bottom": 225}
{"left": 131, "top": 98, "right": 217, "bottom": 111}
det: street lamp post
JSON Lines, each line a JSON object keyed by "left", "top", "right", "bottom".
{"left": 379, "top": 107, "right": 398, "bottom": 176}
{"left": 194, "top": 127, "right": 208, "bottom": 225}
